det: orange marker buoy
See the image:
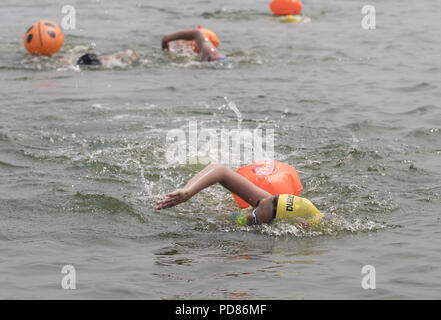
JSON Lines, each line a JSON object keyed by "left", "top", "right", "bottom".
{"left": 24, "top": 20, "right": 64, "bottom": 55}
{"left": 270, "top": 0, "right": 303, "bottom": 16}
{"left": 190, "top": 25, "right": 219, "bottom": 54}
{"left": 232, "top": 160, "right": 303, "bottom": 208}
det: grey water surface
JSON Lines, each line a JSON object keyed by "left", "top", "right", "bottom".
{"left": 1, "top": 0, "right": 440, "bottom": 299}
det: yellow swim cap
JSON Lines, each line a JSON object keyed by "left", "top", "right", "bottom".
{"left": 275, "top": 194, "right": 323, "bottom": 224}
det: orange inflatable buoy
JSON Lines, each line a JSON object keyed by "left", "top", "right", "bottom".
{"left": 232, "top": 160, "right": 303, "bottom": 208}
{"left": 24, "top": 20, "right": 64, "bottom": 55}
{"left": 190, "top": 25, "right": 219, "bottom": 54}
{"left": 270, "top": 0, "right": 303, "bottom": 16}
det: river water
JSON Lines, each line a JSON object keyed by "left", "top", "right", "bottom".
{"left": 1, "top": 0, "right": 440, "bottom": 299}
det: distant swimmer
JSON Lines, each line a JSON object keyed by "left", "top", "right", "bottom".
{"left": 161, "top": 29, "right": 227, "bottom": 63}
{"left": 76, "top": 50, "right": 140, "bottom": 67}
{"left": 155, "top": 163, "right": 323, "bottom": 227}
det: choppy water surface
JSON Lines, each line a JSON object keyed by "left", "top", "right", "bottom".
{"left": 1, "top": 0, "right": 440, "bottom": 299}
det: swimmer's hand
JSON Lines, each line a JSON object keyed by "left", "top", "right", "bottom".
{"left": 161, "top": 35, "right": 170, "bottom": 51}
{"left": 155, "top": 188, "right": 191, "bottom": 210}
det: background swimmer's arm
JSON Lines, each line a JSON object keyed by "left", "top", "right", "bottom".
{"left": 155, "top": 163, "right": 270, "bottom": 210}
{"left": 162, "top": 30, "right": 199, "bottom": 51}
{"left": 161, "top": 29, "right": 221, "bottom": 61}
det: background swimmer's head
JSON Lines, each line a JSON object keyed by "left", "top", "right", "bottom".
{"left": 76, "top": 53, "right": 101, "bottom": 66}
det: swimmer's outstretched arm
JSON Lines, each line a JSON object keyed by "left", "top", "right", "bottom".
{"left": 161, "top": 29, "right": 224, "bottom": 62}
{"left": 155, "top": 163, "right": 271, "bottom": 210}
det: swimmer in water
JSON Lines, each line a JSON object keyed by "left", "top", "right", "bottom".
{"left": 76, "top": 50, "right": 140, "bottom": 67}
{"left": 155, "top": 163, "right": 322, "bottom": 226}
{"left": 161, "top": 29, "right": 227, "bottom": 62}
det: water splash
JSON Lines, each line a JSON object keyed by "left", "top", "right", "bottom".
{"left": 227, "top": 98, "right": 242, "bottom": 130}
{"left": 199, "top": 210, "right": 391, "bottom": 238}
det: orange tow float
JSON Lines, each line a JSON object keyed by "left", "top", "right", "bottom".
{"left": 24, "top": 20, "right": 64, "bottom": 55}
{"left": 232, "top": 160, "right": 303, "bottom": 208}
{"left": 191, "top": 25, "right": 220, "bottom": 54}
{"left": 269, "top": 0, "right": 303, "bottom": 16}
